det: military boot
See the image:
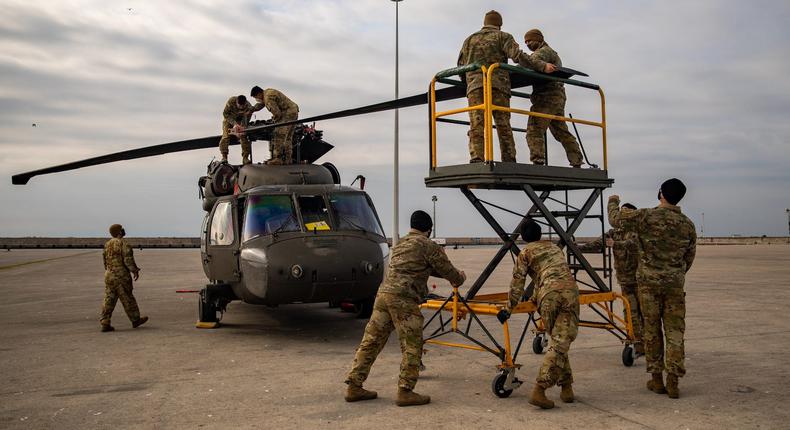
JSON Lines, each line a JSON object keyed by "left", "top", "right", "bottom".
{"left": 132, "top": 316, "right": 149, "bottom": 328}
{"left": 396, "top": 388, "right": 430, "bottom": 407}
{"left": 242, "top": 155, "right": 251, "bottom": 165}
{"left": 221, "top": 154, "right": 228, "bottom": 163}
{"left": 532, "top": 159, "right": 546, "bottom": 166}
{"left": 101, "top": 325, "right": 115, "bottom": 332}
{"left": 344, "top": 384, "right": 377, "bottom": 402}
{"left": 666, "top": 374, "right": 679, "bottom": 399}
{"left": 647, "top": 373, "right": 667, "bottom": 394}
{"left": 528, "top": 385, "right": 555, "bottom": 409}
{"left": 560, "top": 384, "right": 575, "bottom": 403}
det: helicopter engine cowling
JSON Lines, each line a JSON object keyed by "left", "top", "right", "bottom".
{"left": 200, "top": 161, "right": 238, "bottom": 211}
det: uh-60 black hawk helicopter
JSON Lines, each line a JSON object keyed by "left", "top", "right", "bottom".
{"left": 12, "top": 114, "right": 394, "bottom": 327}
{"left": 11, "top": 65, "right": 588, "bottom": 327}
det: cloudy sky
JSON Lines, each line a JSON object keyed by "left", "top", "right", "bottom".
{"left": 1, "top": 0, "right": 789, "bottom": 238}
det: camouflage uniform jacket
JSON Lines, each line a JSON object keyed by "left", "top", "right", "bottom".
{"left": 578, "top": 227, "right": 639, "bottom": 285}
{"left": 458, "top": 25, "right": 547, "bottom": 96}
{"left": 222, "top": 96, "right": 253, "bottom": 128}
{"left": 377, "top": 231, "right": 465, "bottom": 303}
{"left": 609, "top": 196, "right": 697, "bottom": 288}
{"left": 508, "top": 240, "right": 577, "bottom": 309}
{"left": 520, "top": 43, "right": 564, "bottom": 97}
{"left": 103, "top": 238, "right": 139, "bottom": 277}
{"left": 252, "top": 88, "right": 299, "bottom": 121}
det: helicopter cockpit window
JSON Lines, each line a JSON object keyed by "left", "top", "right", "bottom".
{"left": 242, "top": 195, "right": 299, "bottom": 241}
{"left": 329, "top": 193, "right": 385, "bottom": 237}
{"left": 298, "top": 195, "right": 331, "bottom": 231}
{"left": 209, "top": 201, "right": 234, "bottom": 246}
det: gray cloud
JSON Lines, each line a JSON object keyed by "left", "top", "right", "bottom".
{"left": 1, "top": 0, "right": 789, "bottom": 237}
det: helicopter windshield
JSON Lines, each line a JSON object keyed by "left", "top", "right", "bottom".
{"left": 329, "top": 193, "right": 385, "bottom": 237}
{"left": 298, "top": 195, "right": 332, "bottom": 231}
{"left": 242, "top": 194, "right": 299, "bottom": 241}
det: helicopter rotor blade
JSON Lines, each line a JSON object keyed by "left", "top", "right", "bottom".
{"left": 11, "top": 65, "right": 589, "bottom": 185}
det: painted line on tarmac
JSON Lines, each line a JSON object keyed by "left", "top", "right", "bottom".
{"left": 0, "top": 251, "right": 98, "bottom": 271}
{"left": 575, "top": 399, "right": 657, "bottom": 429}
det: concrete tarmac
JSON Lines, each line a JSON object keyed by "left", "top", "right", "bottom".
{"left": 0, "top": 245, "right": 788, "bottom": 429}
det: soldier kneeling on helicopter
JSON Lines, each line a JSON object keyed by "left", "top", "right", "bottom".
{"left": 345, "top": 210, "right": 466, "bottom": 406}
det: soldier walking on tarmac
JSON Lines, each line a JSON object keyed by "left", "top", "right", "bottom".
{"left": 498, "top": 219, "right": 579, "bottom": 409}
{"left": 218, "top": 95, "right": 253, "bottom": 165}
{"left": 100, "top": 224, "right": 148, "bottom": 332}
{"left": 611, "top": 178, "right": 697, "bottom": 399}
{"left": 578, "top": 202, "right": 644, "bottom": 355}
{"left": 250, "top": 86, "right": 299, "bottom": 165}
{"left": 458, "top": 10, "right": 556, "bottom": 163}
{"left": 345, "top": 211, "right": 466, "bottom": 406}
{"left": 519, "top": 29, "right": 584, "bottom": 167}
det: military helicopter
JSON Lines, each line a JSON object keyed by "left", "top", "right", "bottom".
{"left": 11, "top": 65, "right": 588, "bottom": 327}
{"left": 12, "top": 116, "right": 391, "bottom": 326}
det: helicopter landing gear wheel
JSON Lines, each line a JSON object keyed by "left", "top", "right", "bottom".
{"left": 354, "top": 296, "right": 374, "bottom": 319}
{"left": 198, "top": 288, "right": 218, "bottom": 324}
{"left": 622, "top": 345, "right": 635, "bottom": 367}
{"left": 532, "top": 333, "right": 548, "bottom": 354}
{"left": 491, "top": 369, "right": 521, "bottom": 398}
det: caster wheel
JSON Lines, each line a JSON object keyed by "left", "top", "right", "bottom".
{"left": 532, "top": 333, "right": 547, "bottom": 354}
{"left": 491, "top": 371, "right": 513, "bottom": 398}
{"left": 622, "top": 345, "right": 635, "bottom": 367}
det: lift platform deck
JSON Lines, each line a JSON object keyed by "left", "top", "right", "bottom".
{"left": 420, "top": 62, "right": 637, "bottom": 398}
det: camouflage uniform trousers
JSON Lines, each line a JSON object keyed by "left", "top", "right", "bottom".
{"left": 638, "top": 283, "right": 685, "bottom": 377}
{"left": 100, "top": 273, "right": 140, "bottom": 325}
{"left": 621, "top": 282, "right": 643, "bottom": 345}
{"left": 467, "top": 88, "right": 516, "bottom": 162}
{"left": 345, "top": 292, "right": 424, "bottom": 390}
{"left": 271, "top": 108, "right": 299, "bottom": 164}
{"left": 536, "top": 288, "right": 580, "bottom": 388}
{"left": 526, "top": 93, "right": 583, "bottom": 166}
{"left": 219, "top": 121, "right": 251, "bottom": 160}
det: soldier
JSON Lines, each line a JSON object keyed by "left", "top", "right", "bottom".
{"left": 250, "top": 86, "right": 300, "bottom": 165}
{"left": 498, "top": 219, "right": 579, "bottom": 409}
{"left": 219, "top": 95, "right": 253, "bottom": 165}
{"left": 458, "top": 10, "right": 556, "bottom": 163}
{"left": 100, "top": 224, "right": 148, "bottom": 332}
{"left": 520, "top": 29, "right": 584, "bottom": 167}
{"left": 577, "top": 202, "right": 643, "bottom": 354}
{"left": 611, "top": 178, "right": 696, "bottom": 399}
{"left": 345, "top": 210, "right": 466, "bottom": 406}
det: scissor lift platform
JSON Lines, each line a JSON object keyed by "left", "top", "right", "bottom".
{"left": 425, "top": 162, "right": 613, "bottom": 191}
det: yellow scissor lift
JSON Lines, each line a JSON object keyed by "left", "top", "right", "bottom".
{"left": 421, "top": 63, "right": 637, "bottom": 398}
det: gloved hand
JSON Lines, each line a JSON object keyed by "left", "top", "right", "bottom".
{"left": 496, "top": 309, "right": 511, "bottom": 324}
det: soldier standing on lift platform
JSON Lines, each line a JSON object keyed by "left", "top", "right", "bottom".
{"left": 457, "top": 10, "right": 556, "bottom": 164}
{"left": 519, "top": 29, "right": 584, "bottom": 168}
{"left": 218, "top": 95, "right": 253, "bottom": 165}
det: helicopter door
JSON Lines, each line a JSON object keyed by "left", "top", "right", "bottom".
{"left": 205, "top": 199, "right": 240, "bottom": 283}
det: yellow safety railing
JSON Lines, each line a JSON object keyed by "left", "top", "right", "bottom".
{"left": 430, "top": 63, "right": 607, "bottom": 169}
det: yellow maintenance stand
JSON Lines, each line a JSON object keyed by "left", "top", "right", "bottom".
{"left": 421, "top": 63, "right": 636, "bottom": 398}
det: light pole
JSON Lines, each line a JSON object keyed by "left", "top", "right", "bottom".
{"left": 785, "top": 208, "right": 789, "bottom": 237}
{"left": 431, "top": 195, "right": 438, "bottom": 238}
{"left": 391, "top": 0, "right": 403, "bottom": 246}
{"left": 701, "top": 212, "right": 705, "bottom": 238}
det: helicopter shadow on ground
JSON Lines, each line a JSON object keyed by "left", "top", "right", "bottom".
{"left": 214, "top": 302, "right": 368, "bottom": 345}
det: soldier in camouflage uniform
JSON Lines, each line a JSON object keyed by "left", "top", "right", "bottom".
{"left": 577, "top": 202, "right": 643, "bottom": 354}
{"left": 611, "top": 178, "right": 696, "bottom": 399}
{"left": 219, "top": 95, "right": 253, "bottom": 164}
{"left": 520, "top": 29, "right": 584, "bottom": 167}
{"left": 345, "top": 211, "right": 466, "bottom": 407}
{"left": 250, "top": 86, "right": 299, "bottom": 165}
{"left": 499, "top": 219, "right": 579, "bottom": 409}
{"left": 100, "top": 224, "right": 148, "bottom": 332}
{"left": 458, "top": 11, "right": 556, "bottom": 163}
